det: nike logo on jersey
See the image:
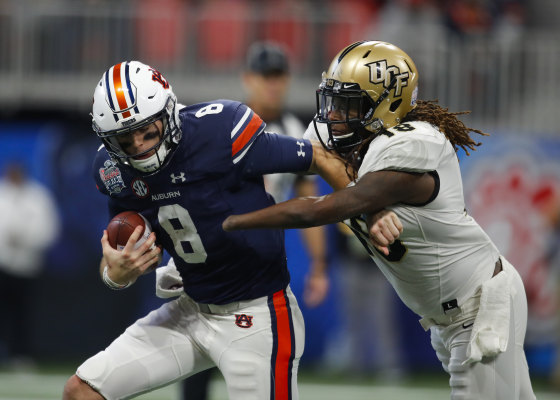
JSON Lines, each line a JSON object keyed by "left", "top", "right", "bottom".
{"left": 462, "top": 322, "right": 474, "bottom": 329}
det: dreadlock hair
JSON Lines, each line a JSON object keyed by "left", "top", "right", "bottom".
{"left": 404, "top": 100, "right": 489, "bottom": 154}
{"left": 342, "top": 100, "right": 489, "bottom": 180}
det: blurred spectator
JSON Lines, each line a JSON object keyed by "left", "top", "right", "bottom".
{"left": 136, "top": 0, "right": 186, "bottom": 67}
{"left": 493, "top": 1, "right": 526, "bottom": 50}
{"left": 444, "top": 0, "right": 493, "bottom": 36}
{"left": 373, "top": 0, "right": 446, "bottom": 43}
{"left": 369, "top": 0, "right": 446, "bottom": 99}
{"left": 0, "top": 162, "right": 60, "bottom": 369}
{"left": 180, "top": 40, "right": 329, "bottom": 400}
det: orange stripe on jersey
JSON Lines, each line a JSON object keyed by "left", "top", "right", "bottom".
{"left": 112, "top": 63, "right": 131, "bottom": 119}
{"left": 231, "top": 113, "right": 263, "bottom": 156}
{"left": 272, "top": 290, "right": 293, "bottom": 400}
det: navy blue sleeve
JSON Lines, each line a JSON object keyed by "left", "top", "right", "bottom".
{"left": 107, "top": 198, "right": 126, "bottom": 220}
{"left": 240, "top": 132, "right": 313, "bottom": 178}
{"left": 92, "top": 148, "right": 129, "bottom": 221}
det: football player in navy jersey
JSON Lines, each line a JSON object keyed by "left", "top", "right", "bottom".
{"left": 180, "top": 41, "right": 331, "bottom": 400}
{"left": 62, "top": 61, "right": 399, "bottom": 400}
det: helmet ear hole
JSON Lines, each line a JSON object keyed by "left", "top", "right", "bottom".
{"left": 390, "top": 99, "right": 402, "bottom": 112}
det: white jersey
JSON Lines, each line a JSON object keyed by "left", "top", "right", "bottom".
{"left": 346, "top": 120, "right": 500, "bottom": 318}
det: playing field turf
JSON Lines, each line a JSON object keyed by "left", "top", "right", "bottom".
{"left": 1, "top": 369, "right": 558, "bottom": 400}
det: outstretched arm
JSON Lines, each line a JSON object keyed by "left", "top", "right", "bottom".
{"left": 223, "top": 169, "right": 435, "bottom": 231}
{"left": 307, "top": 141, "right": 351, "bottom": 190}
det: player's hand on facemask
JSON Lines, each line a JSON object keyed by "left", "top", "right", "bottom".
{"left": 101, "top": 226, "right": 161, "bottom": 285}
{"left": 366, "top": 210, "right": 403, "bottom": 256}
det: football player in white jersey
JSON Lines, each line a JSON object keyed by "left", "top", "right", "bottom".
{"left": 223, "top": 41, "right": 536, "bottom": 400}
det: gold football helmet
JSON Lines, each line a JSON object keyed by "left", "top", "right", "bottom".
{"left": 314, "top": 41, "right": 418, "bottom": 152}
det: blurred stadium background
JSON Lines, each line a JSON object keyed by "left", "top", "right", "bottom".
{"left": 1, "top": 0, "right": 559, "bottom": 398}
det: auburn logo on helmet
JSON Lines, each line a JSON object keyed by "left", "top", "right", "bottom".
{"left": 365, "top": 60, "right": 409, "bottom": 97}
{"left": 150, "top": 68, "right": 169, "bottom": 89}
{"left": 235, "top": 314, "right": 253, "bottom": 328}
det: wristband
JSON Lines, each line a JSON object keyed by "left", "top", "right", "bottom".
{"left": 102, "top": 265, "right": 132, "bottom": 290}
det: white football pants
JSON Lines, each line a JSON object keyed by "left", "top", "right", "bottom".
{"left": 76, "top": 286, "right": 304, "bottom": 400}
{"left": 430, "top": 258, "right": 536, "bottom": 400}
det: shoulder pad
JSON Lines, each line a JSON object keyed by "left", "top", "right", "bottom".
{"left": 359, "top": 121, "right": 447, "bottom": 177}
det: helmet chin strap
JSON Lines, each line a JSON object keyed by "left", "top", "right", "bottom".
{"left": 128, "top": 116, "right": 174, "bottom": 173}
{"left": 129, "top": 142, "right": 169, "bottom": 172}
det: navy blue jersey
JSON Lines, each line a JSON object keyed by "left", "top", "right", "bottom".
{"left": 93, "top": 100, "right": 313, "bottom": 304}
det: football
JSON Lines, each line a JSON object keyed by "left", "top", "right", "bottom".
{"left": 106, "top": 211, "right": 153, "bottom": 251}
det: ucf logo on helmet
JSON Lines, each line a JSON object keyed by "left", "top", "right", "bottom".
{"left": 366, "top": 60, "right": 409, "bottom": 97}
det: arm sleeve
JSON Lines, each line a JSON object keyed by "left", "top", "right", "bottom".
{"left": 230, "top": 103, "right": 267, "bottom": 164}
{"left": 107, "top": 198, "right": 127, "bottom": 220}
{"left": 240, "top": 132, "right": 313, "bottom": 178}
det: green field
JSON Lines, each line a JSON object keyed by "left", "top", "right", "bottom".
{"left": 0, "top": 369, "right": 558, "bottom": 400}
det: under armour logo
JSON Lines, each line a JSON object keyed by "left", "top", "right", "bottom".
{"left": 296, "top": 141, "right": 305, "bottom": 157}
{"left": 235, "top": 314, "right": 253, "bottom": 328}
{"left": 170, "top": 172, "right": 186, "bottom": 183}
